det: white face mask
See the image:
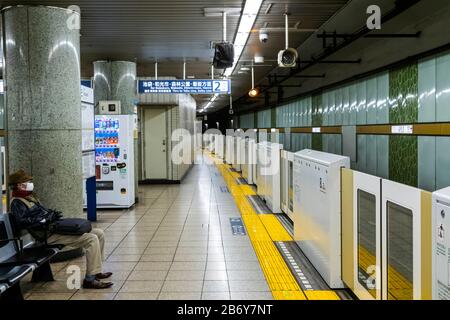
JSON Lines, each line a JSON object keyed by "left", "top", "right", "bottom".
{"left": 21, "top": 182, "right": 34, "bottom": 192}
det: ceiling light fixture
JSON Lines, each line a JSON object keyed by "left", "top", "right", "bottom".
{"left": 223, "top": 0, "right": 263, "bottom": 78}
{"left": 248, "top": 66, "right": 259, "bottom": 97}
{"left": 203, "top": 93, "right": 219, "bottom": 111}
{"left": 248, "top": 87, "right": 259, "bottom": 98}
{"left": 254, "top": 55, "right": 264, "bottom": 63}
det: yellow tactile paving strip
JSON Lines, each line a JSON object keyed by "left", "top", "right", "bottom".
{"left": 239, "top": 185, "right": 257, "bottom": 196}
{"left": 305, "top": 291, "right": 340, "bottom": 300}
{"left": 211, "top": 154, "right": 340, "bottom": 300}
{"left": 259, "top": 215, "right": 293, "bottom": 242}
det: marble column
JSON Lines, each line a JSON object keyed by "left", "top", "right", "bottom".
{"left": 2, "top": 6, "right": 83, "bottom": 218}
{"left": 93, "top": 61, "right": 137, "bottom": 114}
{"left": 92, "top": 61, "right": 110, "bottom": 109}
{"left": 93, "top": 61, "right": 139, "bottom": 202}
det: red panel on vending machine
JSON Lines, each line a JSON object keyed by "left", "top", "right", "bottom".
{"left": 96, "top": 165, "right": 101, "bottom": 179}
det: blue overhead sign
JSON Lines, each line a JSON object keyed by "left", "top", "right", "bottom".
{"left": 138, "top": 79, "right": 231, "bottom": 95}
{"left": 81, "top": 80, "right": 92, "bottom": 88}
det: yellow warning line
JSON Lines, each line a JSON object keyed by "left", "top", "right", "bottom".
{"left": 210, "top": 152, "right": 339, "bottom": 300}
{"left": 259, "top": 215, "right": 293, "bottom": 242}
{"left": 305, "top": 291, "right": 340, "bottom": 300}
{"left": 209, "top": 152, "right": 341, "bottom": 300}
{"left": 215, "top": 162, "right": 305, "bottom": 300}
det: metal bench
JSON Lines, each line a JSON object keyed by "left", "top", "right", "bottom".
{"left": 0, "top": 214, "right": 59, "bottom": 301}
{"left": 0, "top": 265, "right": 33, "bottom": 301}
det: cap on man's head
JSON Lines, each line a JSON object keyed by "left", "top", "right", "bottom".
{"left": 8, "top": 169, "right": 33, "bottom": 186}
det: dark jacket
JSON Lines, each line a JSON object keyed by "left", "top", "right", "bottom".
{"left": 10, "top": 197, "right": 55, "bottom": 241}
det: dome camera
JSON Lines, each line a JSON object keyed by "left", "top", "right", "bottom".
{"left": 259, "top": 30, "right": 269, "bottom": 43}
{"left": 278, "top": 48, "right": 298, "bottom": 68}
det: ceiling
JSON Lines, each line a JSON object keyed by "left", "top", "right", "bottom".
{"left": 0, "top": 0, "right": 349, "bottom": 111}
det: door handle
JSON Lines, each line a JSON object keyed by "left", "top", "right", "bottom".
{"left": 162, "top": 139, "right": 166, "bottom": 146}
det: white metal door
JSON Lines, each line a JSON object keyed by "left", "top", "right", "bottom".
{"left": 144, "top": 107, "right": 167, "bottom": 179}
{"left": 281, "top": 150, "right": 288, "bottom": 214}
{"left": 381, "top": 180, "right": 421, "bottom": 300}
{"left": 353, "top": 171, "right": 382, "bottom": 300}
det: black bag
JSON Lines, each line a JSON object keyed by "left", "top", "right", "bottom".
{"left": 53, "top": 218, "right": 92, "bottom": 235}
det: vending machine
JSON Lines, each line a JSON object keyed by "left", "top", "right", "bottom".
{"left": 95, "top": 114, "right": 136, "bottom": 208}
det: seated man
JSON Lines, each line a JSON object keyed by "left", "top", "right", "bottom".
{"left": 8, "top": 169, "right": 113, "bottom": 289}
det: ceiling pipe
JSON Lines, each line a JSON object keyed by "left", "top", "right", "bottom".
{"left": 284, "top": 13, "right": 289, "bottom": 50}
{"left": 218, "top": 0, "right": 421, "bottom": 117}
{"left": 223, "top": 11, "right": 227, "bottom": 42}
{"left": 251, "top": 66, "right": 255, "bottom": 88}
{"left": 260, "top": 0, "right": 421, "bottom": 93}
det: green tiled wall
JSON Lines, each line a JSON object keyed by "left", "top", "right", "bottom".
{"left": 312, "top": 94, "right": 323, "bottom": 127}
{"left": 389, "top": 135, "right": 418, "bottom": 187}
{"left": 257, "top": 109, "right": 271, "bottom": 128}
{"left": 239, "top": 113, "right": 255, "bottom": 129}
{"left": 0, "top": 94, "right": 4, "bottom": 130}
{"left": 388, "top": 64, "right": 419, "bottom": 187}
{"left": 312, "top": 134, "right": 323, "bottom": 151}
{"left": 389, "top": 64, "right": 418, "bottom": 124}
{"left": 235, "top": 50, "right": 450, "bottom": 192}
{"left": 271, "top": 107, "right": 276, "bottom": 128}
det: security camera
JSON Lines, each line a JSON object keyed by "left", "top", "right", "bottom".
{"left": 259, "top": 30, "right": 269, "bottom": 43}
{"left": 278, "top": 48, "right": 298, "bottom": 68}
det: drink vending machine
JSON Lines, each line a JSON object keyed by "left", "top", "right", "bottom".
{"left": 94, "top": 114, "right": 136, "bottom": 208}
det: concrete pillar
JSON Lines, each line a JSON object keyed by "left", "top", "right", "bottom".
{"left": 92, "top": 61, "right": 110, "bottom": 107}
{"left": 93, "top": 61, "right": 137, "bottom": 114}
{"left": 2, "top": 6, "right": 83, "bottom": 217}
{"left": 93, "top": 61, "right": 139, "bottom": 202}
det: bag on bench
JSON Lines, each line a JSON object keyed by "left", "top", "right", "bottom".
{"left": 53, "top": 218, "right": 92, "bottom": 236}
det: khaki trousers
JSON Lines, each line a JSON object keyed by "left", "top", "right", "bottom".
{"left": 47, "top": 228, "right": 105, "bottom": 276}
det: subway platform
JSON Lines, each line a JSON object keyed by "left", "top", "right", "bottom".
{"left": 19, "top": 154, "right": 345, "bottom": 300}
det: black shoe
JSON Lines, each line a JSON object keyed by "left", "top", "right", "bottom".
{"left": 95, "top": 272, "right": 113, "bottom": 280}
{"left": 82, "top": 279, "right": 113, "bottom": 289}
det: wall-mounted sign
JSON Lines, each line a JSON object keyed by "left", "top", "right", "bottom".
{"left": 138, "top": 79, "right": 231, "bottom": 95}
{"left": 312, "top": 127, "right": 321, "bottom": 133}
{"left": 391, "top": 125, "right": 413, "bottom": 134}
{"left": 81, "top": 85, "right": 94, "bottom": 104}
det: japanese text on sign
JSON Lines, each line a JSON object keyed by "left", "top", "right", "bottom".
{"left": 138, "top": 79, "right": 231, "bottom": 95}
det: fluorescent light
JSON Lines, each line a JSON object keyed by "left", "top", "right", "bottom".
{"left": 211, "top": 94, "right": 218, "bottom": 102}
{"left": 254, "top": 55, "right": 264, "bottom": 63}
{"left": 240, "top": 67, "right": 250, "bottom": 71}
{"left": 243, "top": 0, "right": 264, "bottom": 15}
{"left": 223, "top": 0, "right": 263, "bottom": 78}
{"left": 205, "top": 102, "right": 212, "bottom": 109}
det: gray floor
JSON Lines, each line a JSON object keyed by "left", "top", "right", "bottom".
{"left": 23, "top": 157, "right": 273, "bottom": 300}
